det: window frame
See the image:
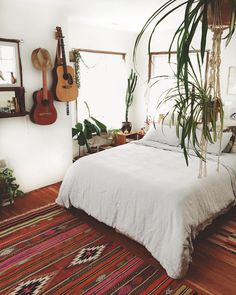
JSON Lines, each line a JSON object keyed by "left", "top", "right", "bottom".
{"left": 70, "top": 48, "right": 126, "bottom": 124}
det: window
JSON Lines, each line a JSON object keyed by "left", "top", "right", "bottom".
{"left": 77, "top": 51, "right": 127, "bottom": 129}
{"left": 147, "top": 51, "right": 209, "bottom": 119}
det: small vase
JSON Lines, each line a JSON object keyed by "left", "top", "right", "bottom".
{"left": 121, "top": 122, "right": 132, "bottom": 133}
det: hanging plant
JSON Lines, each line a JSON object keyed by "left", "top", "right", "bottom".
{"left": 133, "top": 0, "right": 236, "bottom": 173}
{"left": 71, "top": 49, "right": 81, "bottom": 89}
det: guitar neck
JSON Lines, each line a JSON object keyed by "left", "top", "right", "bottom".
{"left": 42, "top": 69, "right": 48, "bottom": 99}
{"left": 60, "top": 38, "right": 68, "bottom": 74}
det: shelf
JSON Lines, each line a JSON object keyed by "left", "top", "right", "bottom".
{"left": 0, "top": 111, "right": 29, "bottom": 119}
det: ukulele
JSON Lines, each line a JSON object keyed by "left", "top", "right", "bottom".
{"left": 53, "top": 26, "right": 78, "bottom": 102}
{"left": 30, "top": 48, "right": 57, "bottom": 125}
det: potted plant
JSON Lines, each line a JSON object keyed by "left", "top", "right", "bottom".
{"left": 0, "top": 168, "right": 24, "bottom": 206}
{"left": 122, "top": 69, "right": 138, "bottom": 133}
{"left": 133, "top": 0, "right": 235, "bottom": 169}
{"left": 72, "top": 102, "right": 107, "bottom": 154}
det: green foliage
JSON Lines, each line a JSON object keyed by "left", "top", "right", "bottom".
{"left": 158, "top": 60, "right": 224, "bottom": 165}
{"left": 72, "top": 102, "right": 107, "bottom": 153}
{"left": 133, "top": 0, "right": 236, "bottom": 98}
{"left": 133, "top": 0, "right": 234, "bottom": 165}
{"left": 125, "top": 69, "right": 138, "bottom": 122}
{"left": 0, "top": 168, "right": 24, "bottom": 204}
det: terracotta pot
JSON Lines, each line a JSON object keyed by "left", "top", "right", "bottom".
{"left": 207, "top": 0, "right": 233, "bottom": 27}
{"left": 121, "top": 121, "right": 132, "bottom": 133}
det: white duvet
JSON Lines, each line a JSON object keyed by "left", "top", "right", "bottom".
{"left": 56, "top": 141, "right": 236, "bottom": 279}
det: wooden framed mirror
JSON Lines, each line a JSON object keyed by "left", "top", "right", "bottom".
{"left": 0, "top": 87, "right": 26, "bottom": 117}
{"left": 0, "top": 38, "right": 26, "bottom": 118}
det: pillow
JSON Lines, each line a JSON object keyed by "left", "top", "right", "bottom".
{"left": 207, "top": 132, "right": 232, "bottom": 155}
{"left": 143, "top": 124, "right": 180, "bottom": 146}
{"left": 231, "top": 143, "right": 236, "bottom": 153}
{"left": 223, "top": 134, "right": 235, "bottom": 153}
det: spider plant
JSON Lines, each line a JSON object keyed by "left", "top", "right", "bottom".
{"left": 134, "top": 0, "right": 236, "bottom": 98}
{"left": 157, "top": 55, "right": 224, "bottom": 165}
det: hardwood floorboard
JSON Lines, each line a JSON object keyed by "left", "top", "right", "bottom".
{"left": 0, "top": 183, "right": 235, "bottom": 294}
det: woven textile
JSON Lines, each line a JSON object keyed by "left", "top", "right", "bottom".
{"left": 0, "top": 204, "right": 197, "bottom": 294}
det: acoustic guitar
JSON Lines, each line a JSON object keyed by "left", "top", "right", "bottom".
{"left": 53, "top": 26, "right": 78, "bottom": 102}
{"left": 30, "top": 48, "right": 57, "bottom": 125}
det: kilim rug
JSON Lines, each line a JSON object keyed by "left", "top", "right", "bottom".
{"left": 0, "top": 204, "right": 197, "bottom": 295}
{"left": 207, "top": 211, "right": 236, "bottom": 254}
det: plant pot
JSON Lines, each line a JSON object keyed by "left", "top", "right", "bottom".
{"left": 121, "top": 121, "right": 132, "bottom": 133}
{"left": 203, "top": 100, "right": 221, "bottom": 123}
{"left": 207, "top": 0, "right": 233, "bottom": 27}
{"left": 0, "top": 193, "right": 14, "bottom": 206}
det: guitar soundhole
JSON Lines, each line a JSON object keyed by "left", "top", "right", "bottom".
{"left": 63, "top": 73, "right": 69, "bottom": 80}
{"left": 63, "top": 73, "right": 73, "bottom": 85}
{"left": 42, "top": 99, "right": 49, "bottom": 106}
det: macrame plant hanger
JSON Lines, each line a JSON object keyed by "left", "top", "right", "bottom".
{"left": 198, "top": 7, "right": 225, "bottom": 178}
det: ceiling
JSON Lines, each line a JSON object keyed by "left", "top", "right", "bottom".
{"left": 66, "top": 0, "right": 184, "bottom": 31}
{"left": 19, "top": 0, "right": 182, "bottom": 32}
{"left": 15, "top": 0, "right": 184, "bottom": 32}
{"left": 67, "top": 0, "right": 162, "bottom": 31}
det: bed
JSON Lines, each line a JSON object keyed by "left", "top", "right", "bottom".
{"left": 56, "top": 126, "right": 236, "bottom": 279}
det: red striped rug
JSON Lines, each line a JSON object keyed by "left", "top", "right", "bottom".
{"left": 207, "top": 211, "right": 236, "bottom": 254}
{"left": 0, "top": 204, "right": 197, "bottom": 295}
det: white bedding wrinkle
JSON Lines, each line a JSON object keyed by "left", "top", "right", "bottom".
{"left": 56, "top": 141, "right": 236, "bottom": 279}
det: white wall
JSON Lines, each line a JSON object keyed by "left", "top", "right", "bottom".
{"left": 0, "top": 2, "right": 137, "bottom": 192}
{"left": 0, "top": 0, "right": 72, "bottom": 192}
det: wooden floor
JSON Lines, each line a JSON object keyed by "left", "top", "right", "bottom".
{"left": 1, "top": 183, "right": 235, "bottom": 295}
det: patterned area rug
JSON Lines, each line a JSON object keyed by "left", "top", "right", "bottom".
{"left": 207, "top": 211, "right": 236, "bottom": 254}
{"left": 0, "top": 204, "right": 197, "bottom": 295}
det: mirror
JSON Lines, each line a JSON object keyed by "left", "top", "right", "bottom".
{"left": 0, "top": 38, "right": 22, "bottom": 87}
{"left": 0, "top": 90, "right": 16, "bottom": 113}
{"left": 0, "top": 38, "right": 26, "bottom": 118}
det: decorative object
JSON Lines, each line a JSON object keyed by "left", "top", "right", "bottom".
{"left": 0, "top": 203, "right": 197, "bottom": 294}
{"left": 30, "top": 48, "right": 57, "bottom": 125}
{"left": 0, "top": 38, "right": 22, "bottom": 87}
{"left": 227, "top": 66, "right": 236, "bottom": 94}
{"left": 115, "top": 132, "right": 144, "bottom": 145}
{"left": 72, "top": 101, "right": 107, "bottom": 153}
{"left": 121, "top": 69, "right": 137, "bottom": 133}
{"left": 134, "top": 0, "right": 236, "bottom": 175}
{"left": 53, "top": 27, "right": 78, "bottom": 102}
{"left": 0, "top": 167, "right": 24, "bottom": 206}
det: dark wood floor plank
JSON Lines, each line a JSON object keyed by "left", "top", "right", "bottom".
{"left": 0, "top": 183, "right": 235, "bottom": 294}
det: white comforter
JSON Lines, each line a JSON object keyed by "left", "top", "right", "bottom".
{"left": 56, "top": 141, "right": 236, "bottom": 279}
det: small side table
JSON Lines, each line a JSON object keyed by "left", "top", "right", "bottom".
{"left": 115, "top": 132, "right": 144, "bottom": 145}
